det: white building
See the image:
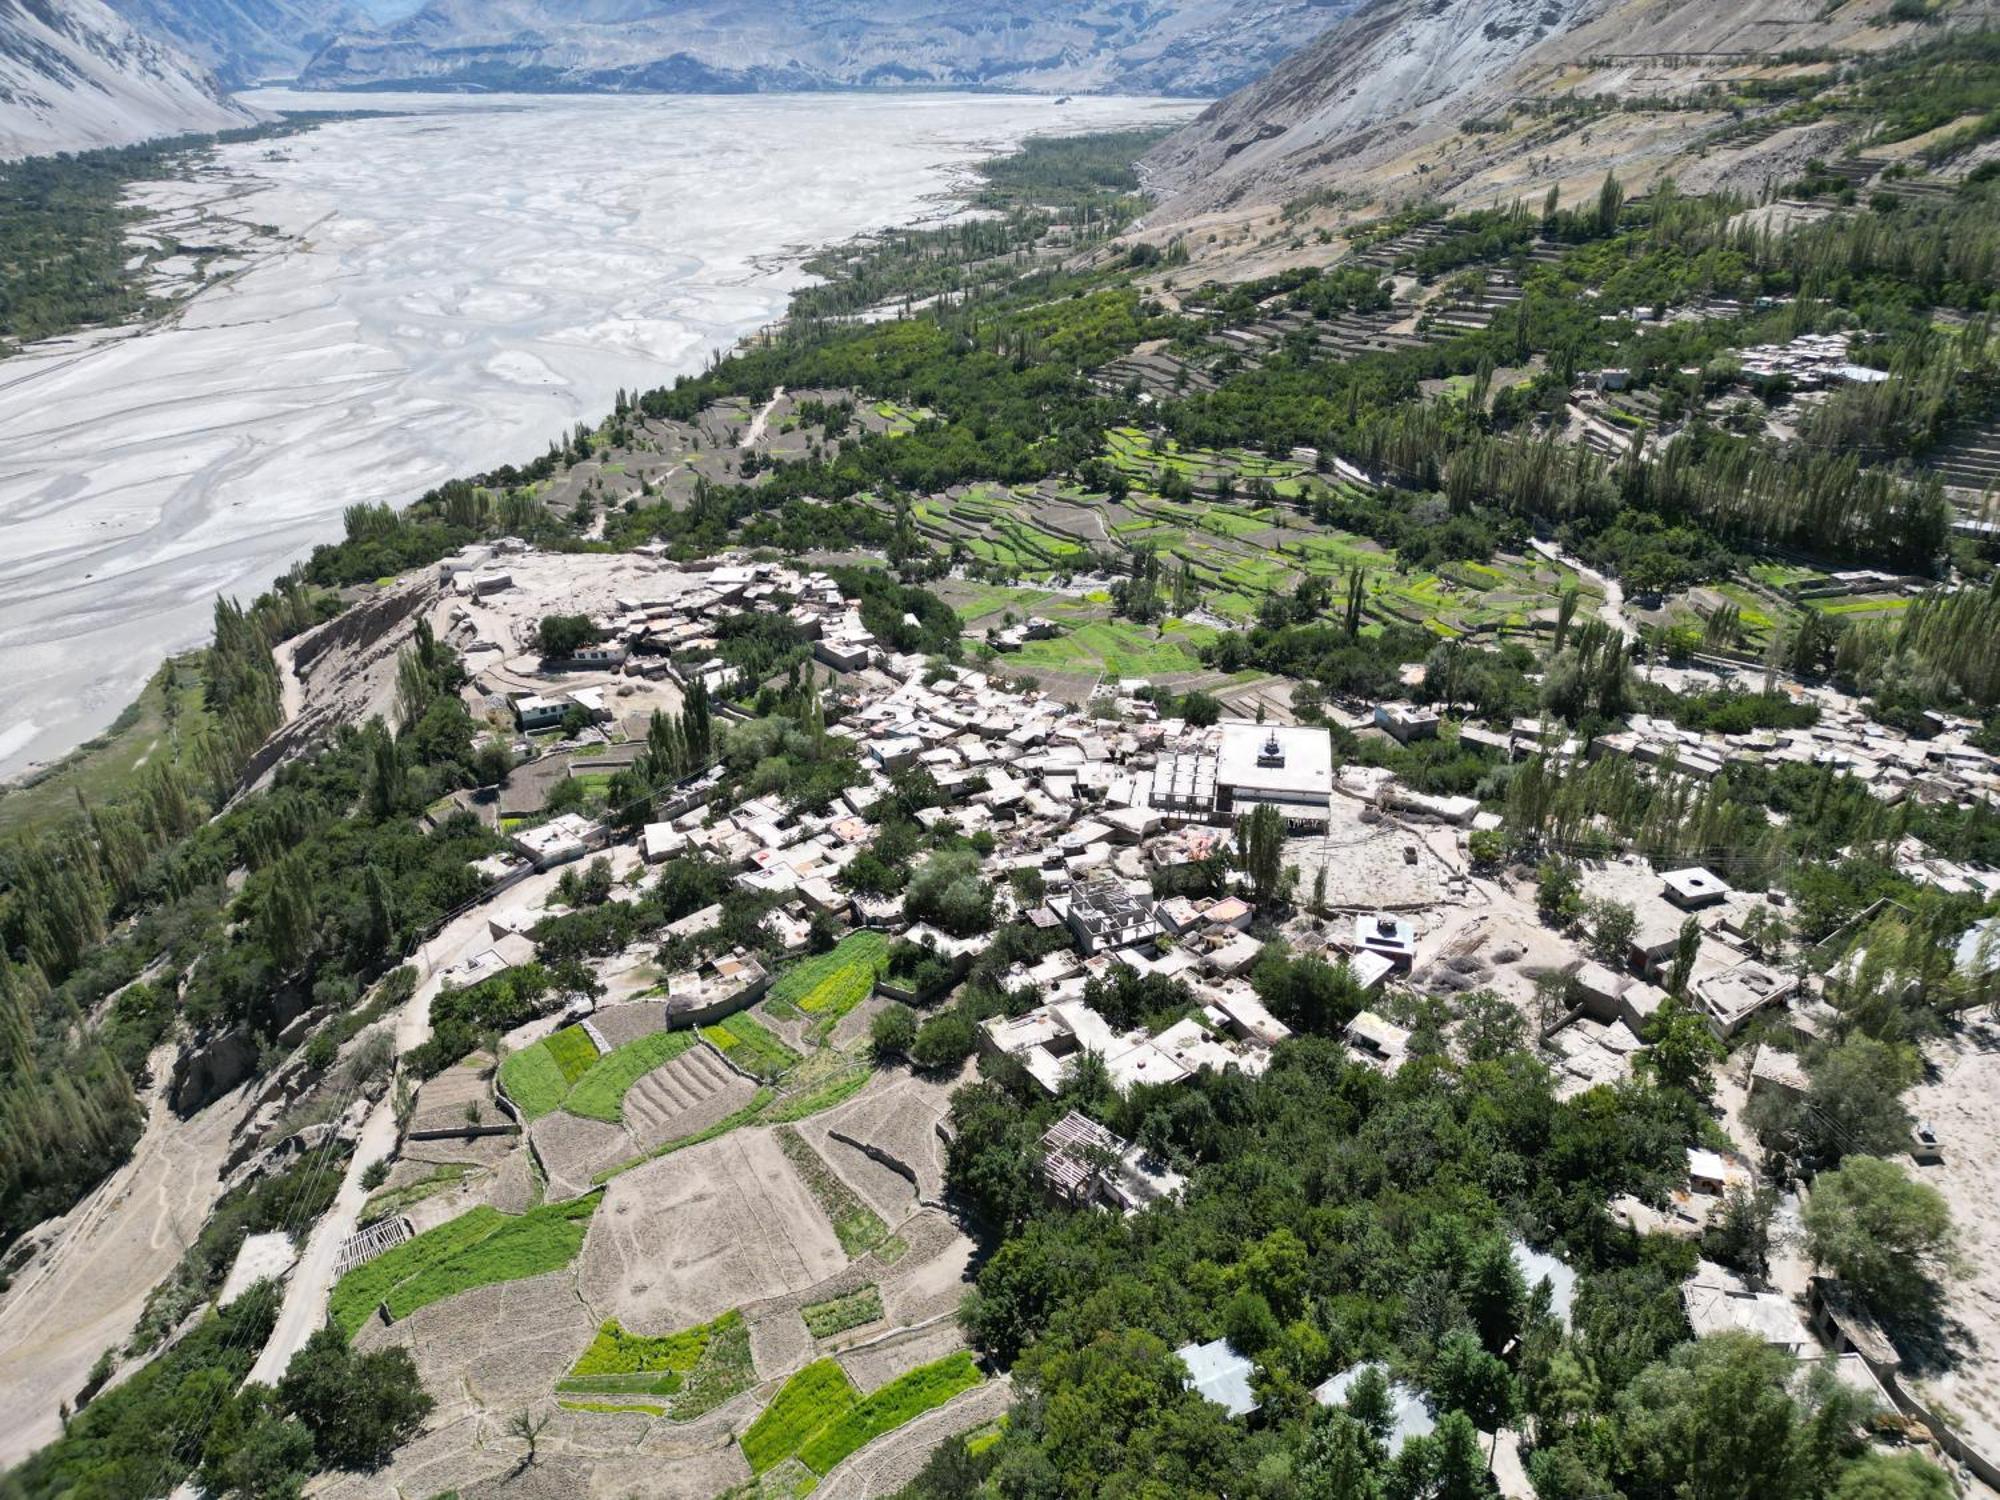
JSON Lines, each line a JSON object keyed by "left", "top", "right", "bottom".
{"left": 1215, "top": 721, "right": 1333, "bottom": 832}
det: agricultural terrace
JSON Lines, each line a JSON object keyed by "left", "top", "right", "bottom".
{"left": 554, "top": 1309, "right": 755, "bottom": 1418}
{"left": 765, "top": 931, "right": 890, "bottom": 1027}
{"left": 328, "top": 1195, "right": 599, "bottom": 1337}
{"left": 701, "top": 1012, "right": 802, "bottom": 1081}
{"left": 498, "top": 1024, "right": 599, "bottom": 1121}
{"left": 741, "top": 1352, "right": 983, "bottom": 1479}
{"left": 776, "top": 1126, "right": 897, "bottom": 1259}
{"left": 902, "top": 434, "right": 1614, "bottom": 686}
{"left": 801, "top": 1285, "right": 885, "bottom": 1340}
{"left": 563, "top": 1030, "right": 698, "bottom": 1124}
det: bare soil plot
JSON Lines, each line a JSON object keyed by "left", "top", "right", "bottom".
{"left": 1898, "top": 1024, "right": 2000, "bottom": 1461}
{"left": 794, "top": 1072, "right": 955, "bottom": 1205}
{"left": 872, "top": 1211, "right": 979, "bottom": 1329}
{"left": 1289, "top": 798, "right": 1466, "bottom": 911}
{"left": 579, "top": 1128, "right": 847, "bottom": 1335}
{"left": 357, "top": 1269, "right": 596, "bottom": 1422}
{"left": 408, "top": 1054, "right": 509, "bottom": 1137}
{"left": 592, "top": 1000, "right": 670, "bottom": 1049}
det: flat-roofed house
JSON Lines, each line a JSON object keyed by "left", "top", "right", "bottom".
{"left": 1662, "top": 866, "right": 1731, "bottom": 910}
{"left": 1064, "top": 878, "right": 1156, "bottom": 954}
{"left": 1215, "top": 721, "right": 1333, "bottom": 832}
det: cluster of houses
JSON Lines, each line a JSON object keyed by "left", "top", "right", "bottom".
{"left": 1592, "top": 707, "right": 2000, "bottom": 807}
{"left": 1731, "top": 332, "right": 1890, "bottom": 390}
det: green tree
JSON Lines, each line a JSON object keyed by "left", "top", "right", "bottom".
{"left": 1640, "top": 994, "right": 1724, "bottom": 1102}
{"left": 1613, "top": 1333, "right": 1808, "bottom": 1500}
{"left": 1831, "top": 1452, "right": 1956, "bottom": 1500}
{"left": 1588, "top": 899, "right": 1637, "bottom": 965}
{"left": 1748, "top": 1036, "right": 1919, "bottom": 1170}
{"left": 1236, "top": 803, "right": 1286, "bottom": 904}
{"left": 1430, "top": 1327, "right": 1514, "bottom": 1432}
{"left": 1802, "top": 1156, "right": 1957, "bottom": 1316}
{"left": 276, "top": 1327, "right": 433, "bottom": 1471}
{"left": 534, "top": 614, "right": 602, "bottom": 658}
{"left": 870, "top": 1002, "right": 918, "bottom": 1061}
{"left": 1297, "top": 1410, "right": 1384, "bottom": 1500}
{"left": 1667, "top": 916, "right": 1701, "bottom": 997}
{"left": 903, "top": 849, "right": 995, "bottom": 937}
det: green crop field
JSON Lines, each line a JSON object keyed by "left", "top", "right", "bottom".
{"left": 770, "top": 932, "right": 888, "bottom": 1020}
{"left": 556, "top": 1309, "right": 753, "bottom": 1418}
{"left": 1008, "top": 619, "right": 1215, "bottom": 678}
{"left": 801, "top": 1285, "right": 884, "bottom": 1340}
{"left": 796, "top": 1353, "right": 983, "bottom": 1475}
{"left": 700, "top": 1013, "right": 801, "bottom": 1080}
{"left": 563, "top": 1030, "right": 698, "bottom": 1123}
{"left": 742, "top": 1359, "right": 859, "bottom": 1474}
{"left": 499, "top": 1025, "right": 601, "bottom": 1120}
{"left": 329, "top": 1195, "right": 600, "bottom": 1336}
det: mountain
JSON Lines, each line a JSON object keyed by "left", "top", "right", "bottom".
{"left": 101, "top": 0, "right": 356, "bottom": 85}
{"left": 1144, "top": 0, "right": 1968, "bottom": 230}
{"left": 297, "top": 0, "right": 1363, "bottom": 97}
{"left": 0, "top": 0, "right": 258, "bottom": 158}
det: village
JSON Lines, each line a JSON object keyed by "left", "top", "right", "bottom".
{"left": 199, "top": 538, "right": 2000, "bottom": 1496}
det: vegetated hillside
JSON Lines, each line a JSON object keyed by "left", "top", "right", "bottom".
{"left": 296, "top": 0, "right": 1361, "bottom": 96}
{"left": 1144, "top": 0, "right": 1978, "bottom": 231}
{"left": 0, "top": 0, "right": 257, "bottom": 159}
{"left": 102, "top": 0, "right": 356, "bottom": 85}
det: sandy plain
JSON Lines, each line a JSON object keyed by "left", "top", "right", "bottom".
{"left": 0, "top": 89, "right": 1195, "bottom": 777}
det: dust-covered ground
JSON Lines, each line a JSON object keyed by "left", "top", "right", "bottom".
{"left": 0, "top": 1051, "right": 254, "bottom": 1466}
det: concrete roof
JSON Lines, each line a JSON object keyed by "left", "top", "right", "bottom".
{"left": 1215, "top": 720, "right": 1332, "bottom": 798}
{"left": 1511, "top": 1240, "right": 1577, "bottom": 1327}
{"left": 1314, "top": 1362, "right": 1435, "bottom": 1450}
{"left": 1178, "top": 1338, "right": 1259, "bottom": 1418}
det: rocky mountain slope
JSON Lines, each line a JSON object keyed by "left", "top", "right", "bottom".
{"left": 1144, "top": 0, "right": 1972, "bottom": 235}
{"left": 0, "top": 0, "right": 257, "bottom": 158}
{"left": 102, "top": 0, "right": 355, "bottom": 85}
{"left": 297, "top": 0, "right": 1362, "bottom": 96}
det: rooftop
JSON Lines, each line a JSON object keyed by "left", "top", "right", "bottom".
{"left": 1314, "top": 1363, "right": 1435, "bottom": 1450}
{"left": 1215, "top": 719, "right": 1333, "bottom": 798}
{"left": 1177, "top": 1338, "right": 1259, "bottom": 1419}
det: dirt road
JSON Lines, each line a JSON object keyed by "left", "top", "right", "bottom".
{"left": 0, "top": 1053, "right": 253, "bottom": 1466}
{"left": 244, "top": 863, "right": 576, "bottom": 1387}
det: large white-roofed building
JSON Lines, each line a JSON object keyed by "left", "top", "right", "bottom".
{"left": 1215, "top": 720, "right": 1333, "bottom": 831}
